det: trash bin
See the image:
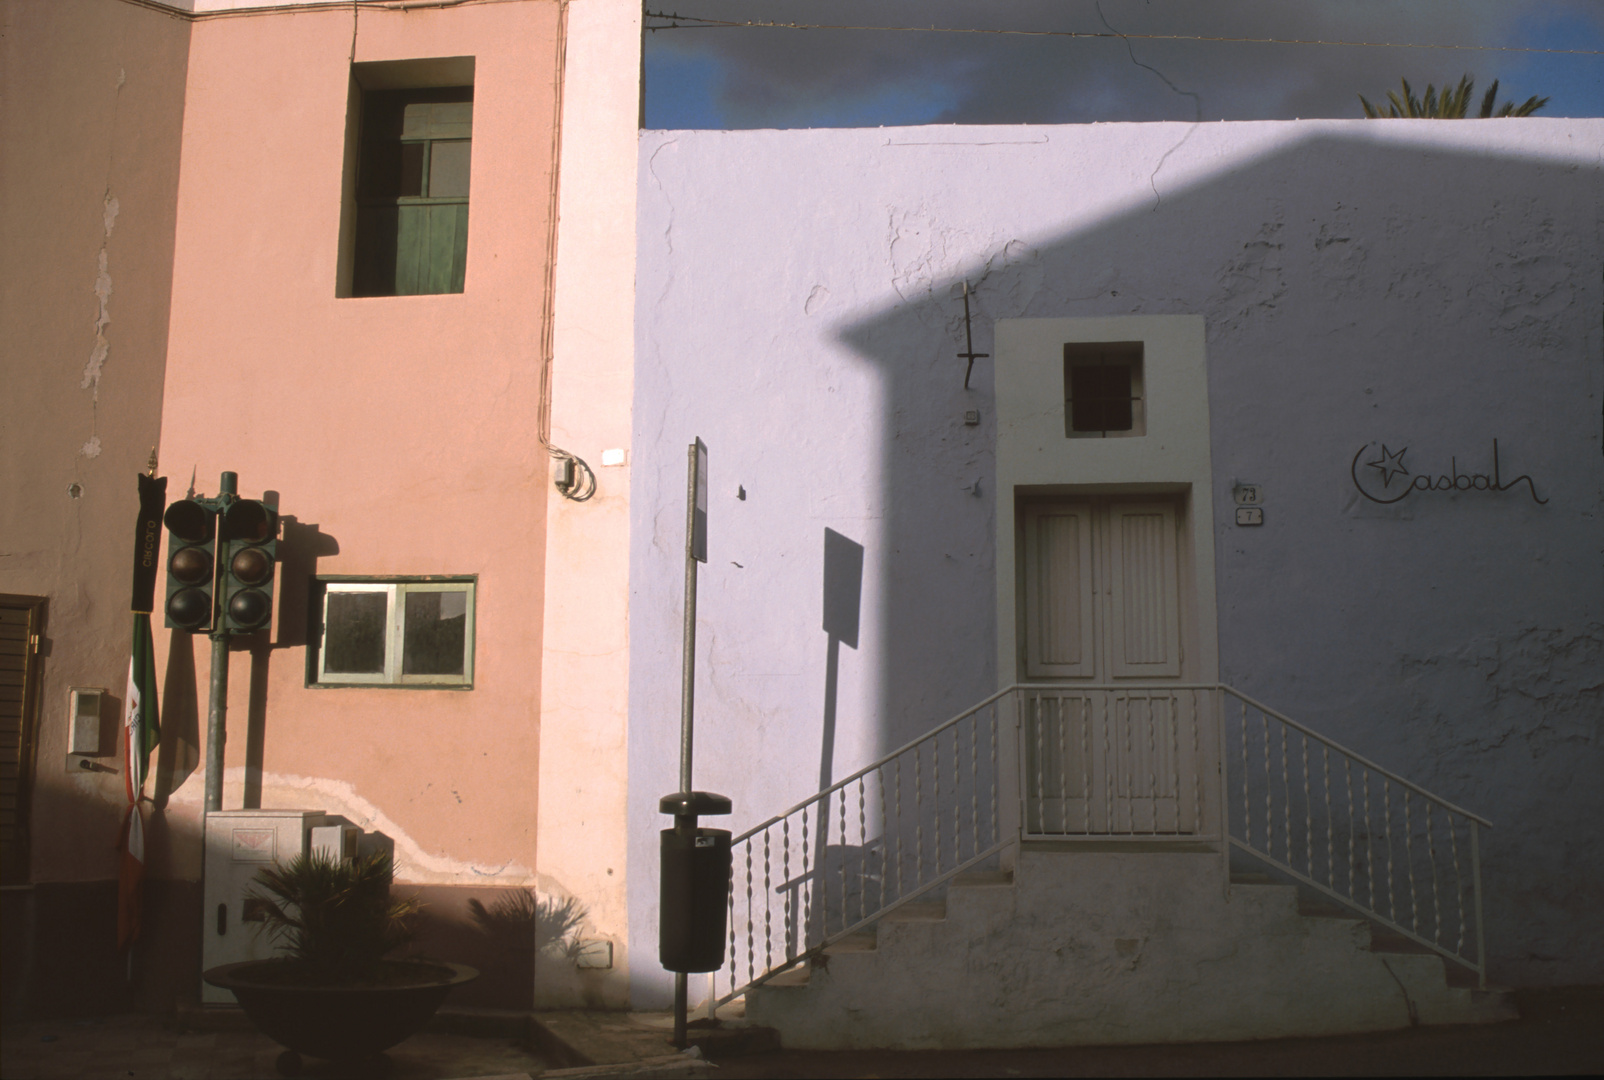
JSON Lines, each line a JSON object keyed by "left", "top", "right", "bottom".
{"left": 658, "top": 791, "right": 732, "bottom": 974}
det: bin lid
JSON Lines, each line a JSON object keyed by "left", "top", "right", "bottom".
{"left": 659, "top": 791, "right": 732, "bottom": 816}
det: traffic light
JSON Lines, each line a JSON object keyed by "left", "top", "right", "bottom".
{"left": 220, "top": 498, "right": 277, "bottom": 634}
{"left": 163, "top": 499, "right": 217, "bottom": 631}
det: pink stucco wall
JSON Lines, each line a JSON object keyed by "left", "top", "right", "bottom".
{"left": 153, "top": 3, "right": 560, "bottom": 886}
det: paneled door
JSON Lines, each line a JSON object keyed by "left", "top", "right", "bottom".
{"left": 1019, "top": 499, "right": 1200, "bottom": 834}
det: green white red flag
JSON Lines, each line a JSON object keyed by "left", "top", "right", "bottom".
{"left": 119, "top": 472, "right": 166, "bottom": 953}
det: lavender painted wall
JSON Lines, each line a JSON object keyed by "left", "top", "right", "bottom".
{"left": 630, "top": 120, "right": 1603, "bottom": 1003}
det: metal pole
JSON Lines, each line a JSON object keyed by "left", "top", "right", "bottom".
{"left": 679, "top": 443, "right": 698, "bottom": 794}
{"left": 203, "top": 633, "right": 229, "bottom": 813}
{"left": 673, "top": 972, "right": 689, "bottom": 1048}
{"left": 203, "top": 471, "right": 238, "bottom": 814}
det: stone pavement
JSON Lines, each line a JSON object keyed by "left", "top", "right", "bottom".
{"left": 1, "top": 987, "right": 1599, "bottom": 1079}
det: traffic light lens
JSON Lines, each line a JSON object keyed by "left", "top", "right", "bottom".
{"left": 169, "top": 546, "right": 213, "bottom": 585}
{"left": 166, "top": 587, "right": 211, "bottom": 629}
{"left": 231, "top": 546, "right": 273, "bottom": 586}
{"left": 228, "top": 589, "right": 271, "bottom": 630}
{"left": 163, "top": 500, "right": 215, "bottom": 543}
{"left": 223, "top": 500, "right": 271, "bottom": 543}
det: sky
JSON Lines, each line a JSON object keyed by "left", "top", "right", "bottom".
{"left": 642, "top": 0, "right": 1604, "bottom": 129}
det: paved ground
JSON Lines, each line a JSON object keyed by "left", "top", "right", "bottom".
{"left": 2, "top": 987, "right": 1600, "bottom": 1079}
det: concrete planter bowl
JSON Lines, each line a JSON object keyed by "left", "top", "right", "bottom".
{"left": 203, "top": 960, "right": 478, "bottom": 1075}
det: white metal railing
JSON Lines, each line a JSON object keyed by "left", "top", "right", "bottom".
{"left": 712, "top": 687, "right": 1017, "bottom": 1008}
{"left": 1019, "top": 685, "right": 1219, "bottom": 838}
{"left": 1220, "top": 686, "right": 1490, "bottom": 988}
{"left": 715, "top": 681, "right": 1490, "bottom": 1004}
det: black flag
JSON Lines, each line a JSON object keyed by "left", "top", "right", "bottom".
{"left": 132, "top": 473, "right": 167, "bottom": 614}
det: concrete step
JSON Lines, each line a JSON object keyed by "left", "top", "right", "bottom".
{"left": 880, "top": 899, "right": 945, "bottom": 922}
{"left": 824, "top": 930, "right": 878, "bottom": 954}
{"left": 952, "top": 869, "right": 1014, "bottom": 888}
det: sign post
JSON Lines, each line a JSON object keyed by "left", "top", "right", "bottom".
{"left": 659, "top": 438, "right": 732, "bottom": 1050}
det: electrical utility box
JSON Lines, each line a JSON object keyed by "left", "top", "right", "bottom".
{"left": 201, "top": 809, "right": 339, "bottom": 1004}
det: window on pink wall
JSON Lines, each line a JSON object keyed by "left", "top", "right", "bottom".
{"left": 339, "top": 57, "right": 476, "bottom": 298}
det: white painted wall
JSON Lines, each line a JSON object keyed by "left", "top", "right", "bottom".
{"left": 630, "top": 119, "right": 1603, "bottom": 999}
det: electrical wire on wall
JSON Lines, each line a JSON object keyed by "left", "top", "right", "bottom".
{"left": 538, "top": 0, "right": 597, "bottom": 502}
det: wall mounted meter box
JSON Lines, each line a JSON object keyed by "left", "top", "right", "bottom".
{"left": 202, "top": 809, "right": 340, "bottom": 1004}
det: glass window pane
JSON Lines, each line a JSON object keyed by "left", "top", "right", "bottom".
{"left": 402, "top": 590, "right": 467, "bottom": 676}
{"left": 428, "top": 140, "right": 471, "bottom": 198}
{"left": 324, "top": 592, "right": 389, "bottom": 674}
{"left": 398, "top": 142, "right": 426, "bottom": 197}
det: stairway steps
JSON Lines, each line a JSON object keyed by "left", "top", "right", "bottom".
{"left": 762, "top": 963, "right": 811, "bottom": 988}
{"left": 953, "top": 869, "right": 1014, "bottom": 888}
{"left": 881, "top": 899, "right": 946, "bottom": 922}
{"left": 824, "top": 930, "right": 878, "bottom": 954}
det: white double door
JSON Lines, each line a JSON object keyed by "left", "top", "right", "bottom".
{"left": 1020, "top": 498, "right": 1202, "bottom": 834}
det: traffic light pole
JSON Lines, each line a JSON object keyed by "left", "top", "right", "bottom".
{"left": 203, "top": 630, "right": 229, "bottom": 813}
{"left": 201, "top": 472, "right": 237, "bottom": 814}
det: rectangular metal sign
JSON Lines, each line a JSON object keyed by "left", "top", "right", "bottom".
{"left": 689, "top": 438, "right": 708, "bottom": 563}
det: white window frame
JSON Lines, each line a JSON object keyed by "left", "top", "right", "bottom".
{"left": 314, "top": 578, "right": 475, "bottom": 688}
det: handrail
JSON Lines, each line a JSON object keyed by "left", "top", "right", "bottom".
{"left": 720, "top": 680, "right": 1491, "bottom": 1004}
{"left": 730, "top": 682, "right": 1018, "bottom": 846}
{"left": 1220, "top": 686, "right": 1492, "bottom": 828}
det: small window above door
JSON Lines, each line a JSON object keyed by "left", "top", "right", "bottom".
{"left": 1064, "top": 342, "right": 1145, "bottom": 438}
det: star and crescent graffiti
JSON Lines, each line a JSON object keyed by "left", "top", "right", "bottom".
{"left": 1349, "top": 439, "right": 1547, "bottom": 506}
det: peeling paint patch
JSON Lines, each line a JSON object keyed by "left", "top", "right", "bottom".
{"left": 81, "top": 194, "right": 118, "bottom": 398}
{"left": 168, "top": 768, "right": 537, "bottom": 886}
{"left": 80, "top": 436, "right": 102, "bottom": 459}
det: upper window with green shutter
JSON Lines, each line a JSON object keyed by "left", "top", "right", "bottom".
{"left": 352, "top": 87, "right": 473, "bottom": 297}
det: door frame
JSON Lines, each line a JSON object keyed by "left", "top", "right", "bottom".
{"left": 994, "top": 316, "right": 1219, "bottom": 691}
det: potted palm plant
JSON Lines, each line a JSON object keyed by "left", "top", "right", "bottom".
{"left": 203, "top": 850, "right": 477, "bottom": 1077}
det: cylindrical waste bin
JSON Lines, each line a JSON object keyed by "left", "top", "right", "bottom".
{"left": 659, "top": 825, "right": 731, "bottom": 973}
{"left": 658, "top": 790, "right": 733, "bottom": 975}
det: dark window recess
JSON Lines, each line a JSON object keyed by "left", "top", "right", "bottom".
{"left": 1069, "top": 363, "right": 1135, "bottom": 433}
{"left": 353, "top": 88, "right": 472, "bottom": 297}
{"left": 323, "top": 591, "right": 388, "bottom": 674}
{"left": 1064, "top": 342, "right": 1144, "bottom": 437}
{"left": 402, "top": 590, "right": 467, "bottom": 676}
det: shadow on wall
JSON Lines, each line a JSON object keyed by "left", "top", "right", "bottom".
{"left": 816, "top": 131, "right": 1601, "bottom": 984}
{"left": 401, "top": 887, "right": 586, "bottom": 1010}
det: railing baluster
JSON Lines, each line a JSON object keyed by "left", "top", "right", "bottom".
{"left": 971, "top": 712, "right": 981, "bottom": 857}
{"left": 1404, "top": 790, "right": 1418, "bottom": 935}
{"left": 1323, "top": 744, "right": 1333, "bottom": 890}
{"left": 1103, "top": 693, "right": 1113, "bottom": 834}
{"left": 1364, "top": 770, "right": 1376, "bottom": 911}
{"left": 914, "top": 744, "right": 924, "bottom": 887}
{"left": 932, "top": 732, "right": 943, "bottom": 874}
{"left": 989, "top": 706, "right": 998, "bottom": 846}
{"left": 1146, "top": 693, "right": 1158, "bottom": 835}
{"left": 1170, "top": 693, "right": 1181, "bottom": 833}
{"left": 1426, "top": 803, "right": 1442, "bottom": 946}
{"left": 1240, "top": 700, "right": 1251, "bottom": 848}
{"left": 1057, "top": 696, "right": 1069, "bottom": 834}
{"left": 1449, "top": 810, "right": 1466, "bottom": 956}
{"left": 1079, "top": 697, "right": 1090, "bottom": 833}
{"left": 800, "top": 803, "right": 811, "bottom": 950}
{"left": 857, "top": 777, "right": 867, "bottom": 924}
{"left": 1383, "top": 778, "right": 1396, "bottom": 923}
{"left": 894, "top": 757, "right": 904, "bottom": 902}
{"left": 1344, "top": 758, "right": 1354, "bottom": 901}
{"left": 1033, "top": 695, "right": 1045, "bottom": 835}
{"left": 781, "top": 818, "right": 792, "bottom": 962}
{"left": 1262, "top": 710, "right": 1273, "bottom": 859}
{"left": 1281, "top": 722, "right": 1292, "bottom": 867}
{"left": 943, "top": 718, "right": 955, "bottom": 866}
{"left": 876, "top": 764, "right": 888, "bottom": 916}
{"left": 744, "top": 837, "right": 755, "bottom": 985}
{"left": 1301, "top": 733, "right": 1312, "bottom": 876}
{"left": 1123, "top": 695, "right": 1134, "bottom": 834}
{"left": 763, "top": 828, "right": 772, "bottom": 972}
{"left": 838, "top": 785, "right": 848, "bottom": 934}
